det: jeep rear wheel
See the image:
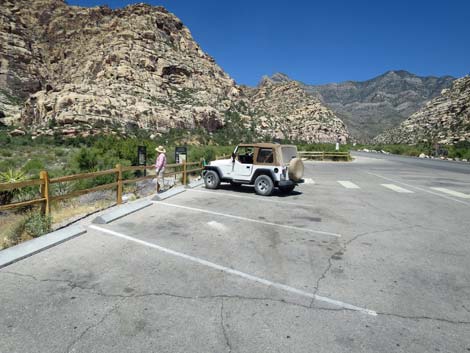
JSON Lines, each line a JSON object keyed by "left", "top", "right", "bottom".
{"left": 204, "top": 170, "right": 220, "bottom": 189}
{"left": 254, "top": 175, "right": 274, "bottom": 196}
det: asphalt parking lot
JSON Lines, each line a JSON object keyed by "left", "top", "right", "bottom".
{"left": 1, "top": 154, "right": 470, "bottom": 353}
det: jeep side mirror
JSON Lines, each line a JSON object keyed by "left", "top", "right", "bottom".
{"left": 231, "top": 152, "right": 236, "bottom": 161}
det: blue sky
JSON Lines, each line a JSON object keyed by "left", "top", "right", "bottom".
{"left": 68, "top": 0, "right": 470, "bottom": 86}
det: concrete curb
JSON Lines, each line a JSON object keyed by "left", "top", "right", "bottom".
{"left": 0, "top": 225, "right": 86, "bottom": 269}
{"left": 186, "top": 179, "right": 204, "bottom": 189}
{"left": 92, "top": 199, "right": 152, "bottom": 224}
{"left": 152, "top": 186, "right": 186, "bottom": 201}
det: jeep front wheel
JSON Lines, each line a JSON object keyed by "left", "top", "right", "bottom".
{"left": 254, "top": 175, "right": 274, "bottom": 196}
{"left": 204, "top": 170, "right": 220, "bottom": 189}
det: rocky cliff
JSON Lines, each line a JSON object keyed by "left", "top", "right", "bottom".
{"left": 374, "top": 76, "right": 470, "bottom": 144}
{"left": 244, "top": 77, "right": 348, "bottom": 143}
{"left": 303, "top": 70, "right": 455, "bottom": 141}
{"left": 1, "top": 0, "right": 241, "bottom": 136}
{"left": 0, "top": 0, "right": 347, "bottom": 143}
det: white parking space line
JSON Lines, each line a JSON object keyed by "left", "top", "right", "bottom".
{"left": 89, "top": 225, "right": 377, "bottom": 316}
{"left": 153, "top": 201, "right": 341, "bottom": 238}
{"left": 381, "top": 184, "right": 414, "bottom": 193}
{"left": 337, "top": 181, "right": 360, "bottom": 189}
{"left": 367, "top": 172, "right": 470, "bottom": 206}
{"left": 188, "top": 189, "right": 316, "bottom": 208}
{"left": 430, "top": 187, "right": 470, "bottom": 199}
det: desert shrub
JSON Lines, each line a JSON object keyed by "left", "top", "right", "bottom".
{"left": 74, "top": 148, "right": 98, "bottom": 171}
{"left": 23, "top": 159, "right": 45, "bottom": 175}
{"left": 1, "top": 150, "right": 12, "bottom": 157}
{"left": 448, "top": 141, "right": 470, "bottom": 160}
{"left": 0, "top": 131, "right": 12, "bottom": 146}
{"left": 211, "top": 110, "right": 257, "bottom": 145}
{"left": 188, "top": 145, "right": 234, "bottom": 163}
{"left": 51, "top": 181, "right": 75, "bottom": 197}
{"left": 0, "top": 160, "right": 10, "bottom": 171}
{"left": 24, "top": 211, "right": 52, "bottom": 238}
{"left": 1, "top": 217, "right": 26, "bottom": 248}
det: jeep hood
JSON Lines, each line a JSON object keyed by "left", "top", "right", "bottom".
{"left": 210, "top": 159, "right": 232, "bottom": 166}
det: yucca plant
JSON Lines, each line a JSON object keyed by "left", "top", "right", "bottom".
{"left": 0, "top": 169, "right": 27, "bottom": 205}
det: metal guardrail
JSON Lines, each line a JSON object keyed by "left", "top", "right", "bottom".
{"left": 298, "top": 151, "right": 351, "bottom": 161}
{"left": 0, "top": 160, "right": 204, "bottom": 215}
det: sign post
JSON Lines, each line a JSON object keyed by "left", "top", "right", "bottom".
{"left": 137, "top": 146, "right": 147, "bottom": 176}
{"left": 175, "top": 146, "right": 187, "bottom": 186}
{"left": 175, "top": 146, "right": 187, "bottom": 164}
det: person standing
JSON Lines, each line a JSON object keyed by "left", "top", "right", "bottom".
{"left": 155, "top": 145, "right": 167, "bottom": 192}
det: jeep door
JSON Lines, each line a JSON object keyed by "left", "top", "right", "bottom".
{"left": 233, "top": 146, "right": 254, "bottom": 178}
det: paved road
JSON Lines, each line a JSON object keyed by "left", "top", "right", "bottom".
{"left": 1, "top": 155, "right": 469, "bottom": 353}
{"left": 353, "top": 151, "right": 470, "bottom": 174}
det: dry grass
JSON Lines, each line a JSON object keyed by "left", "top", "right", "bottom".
{"left": 0, "top": 197, "right": 115, "bottom": 250}
{"left": 51, "top": 198, "right": 115, "bottom": 228}
{"left": 0, "top": 211, "right": 34, "bottom": 249}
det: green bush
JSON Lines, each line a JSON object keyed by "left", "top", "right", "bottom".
{"left": 74, "top": 148, "right": 98, "bottom": 171}
{"left": 23, "top": 159, "right": 45, "bottom": 175}
{"left": 187, "top": 145, "right": 234, "bottom": 163}
{"left": 24, "top": 212, "right": 52, "bottom": 238}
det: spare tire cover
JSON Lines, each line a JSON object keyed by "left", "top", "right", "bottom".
{"left": 288, "top": 158, "right": 304, "bottom": 181}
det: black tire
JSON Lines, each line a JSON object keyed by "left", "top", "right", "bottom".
{"left": 279, "top": 185, "right": 295, "bottom": 194}
{"left": 254, "top": 174, "right": 274, "bottom": 196}
{"left": 204, "top": 170, "right": 220, "bottom": 189}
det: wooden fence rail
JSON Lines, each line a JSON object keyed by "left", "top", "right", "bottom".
{"left": 0, "top": 151, "right": 350, "bottom": 215}
{"left": 0, "top": 160, "right": 204, "bottom": 215}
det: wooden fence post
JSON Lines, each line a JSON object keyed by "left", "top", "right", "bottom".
{"left": 182, "top": 161, "right": 187, "bottom": 185}
{"left": 40, "top": 170, "right": 50, "bottom": 216}
{"left": 116, "top": 164, "right": 123, "bottom": 205}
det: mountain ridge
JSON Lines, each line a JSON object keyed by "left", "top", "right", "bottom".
{"left": 374, "top": 75, "right": 470, "bottom": 145}
{"left": 0, "top": 0, "right": 348, "bottom": 143}
{"left": 261, "top": 70, "right": 455, "bottom": 141}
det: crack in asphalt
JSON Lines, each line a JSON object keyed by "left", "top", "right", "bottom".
{"left": 220, "top": 299, "right": 232, "bottom": 353}
{"left": 377, "top": 312, "right": 470, "bottom": 325}
{"left": 308, "top": 224, "right": 433, "bottom": 310}
{"left": 64, "top": 299, "right": 124, "bottom": 353}
{"left": 3, "top": 266, "right": 470, "bottom": 326}
{"left": 1, "top": 269, "right": 310, "bottom": 309}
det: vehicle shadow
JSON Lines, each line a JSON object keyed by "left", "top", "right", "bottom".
{"left": 217, "top": 183, "right": 303, "bottom": 198}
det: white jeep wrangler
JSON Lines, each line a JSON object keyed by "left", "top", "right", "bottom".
{"left": 203, "top": 143, "right": 304, "bottom": 196}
